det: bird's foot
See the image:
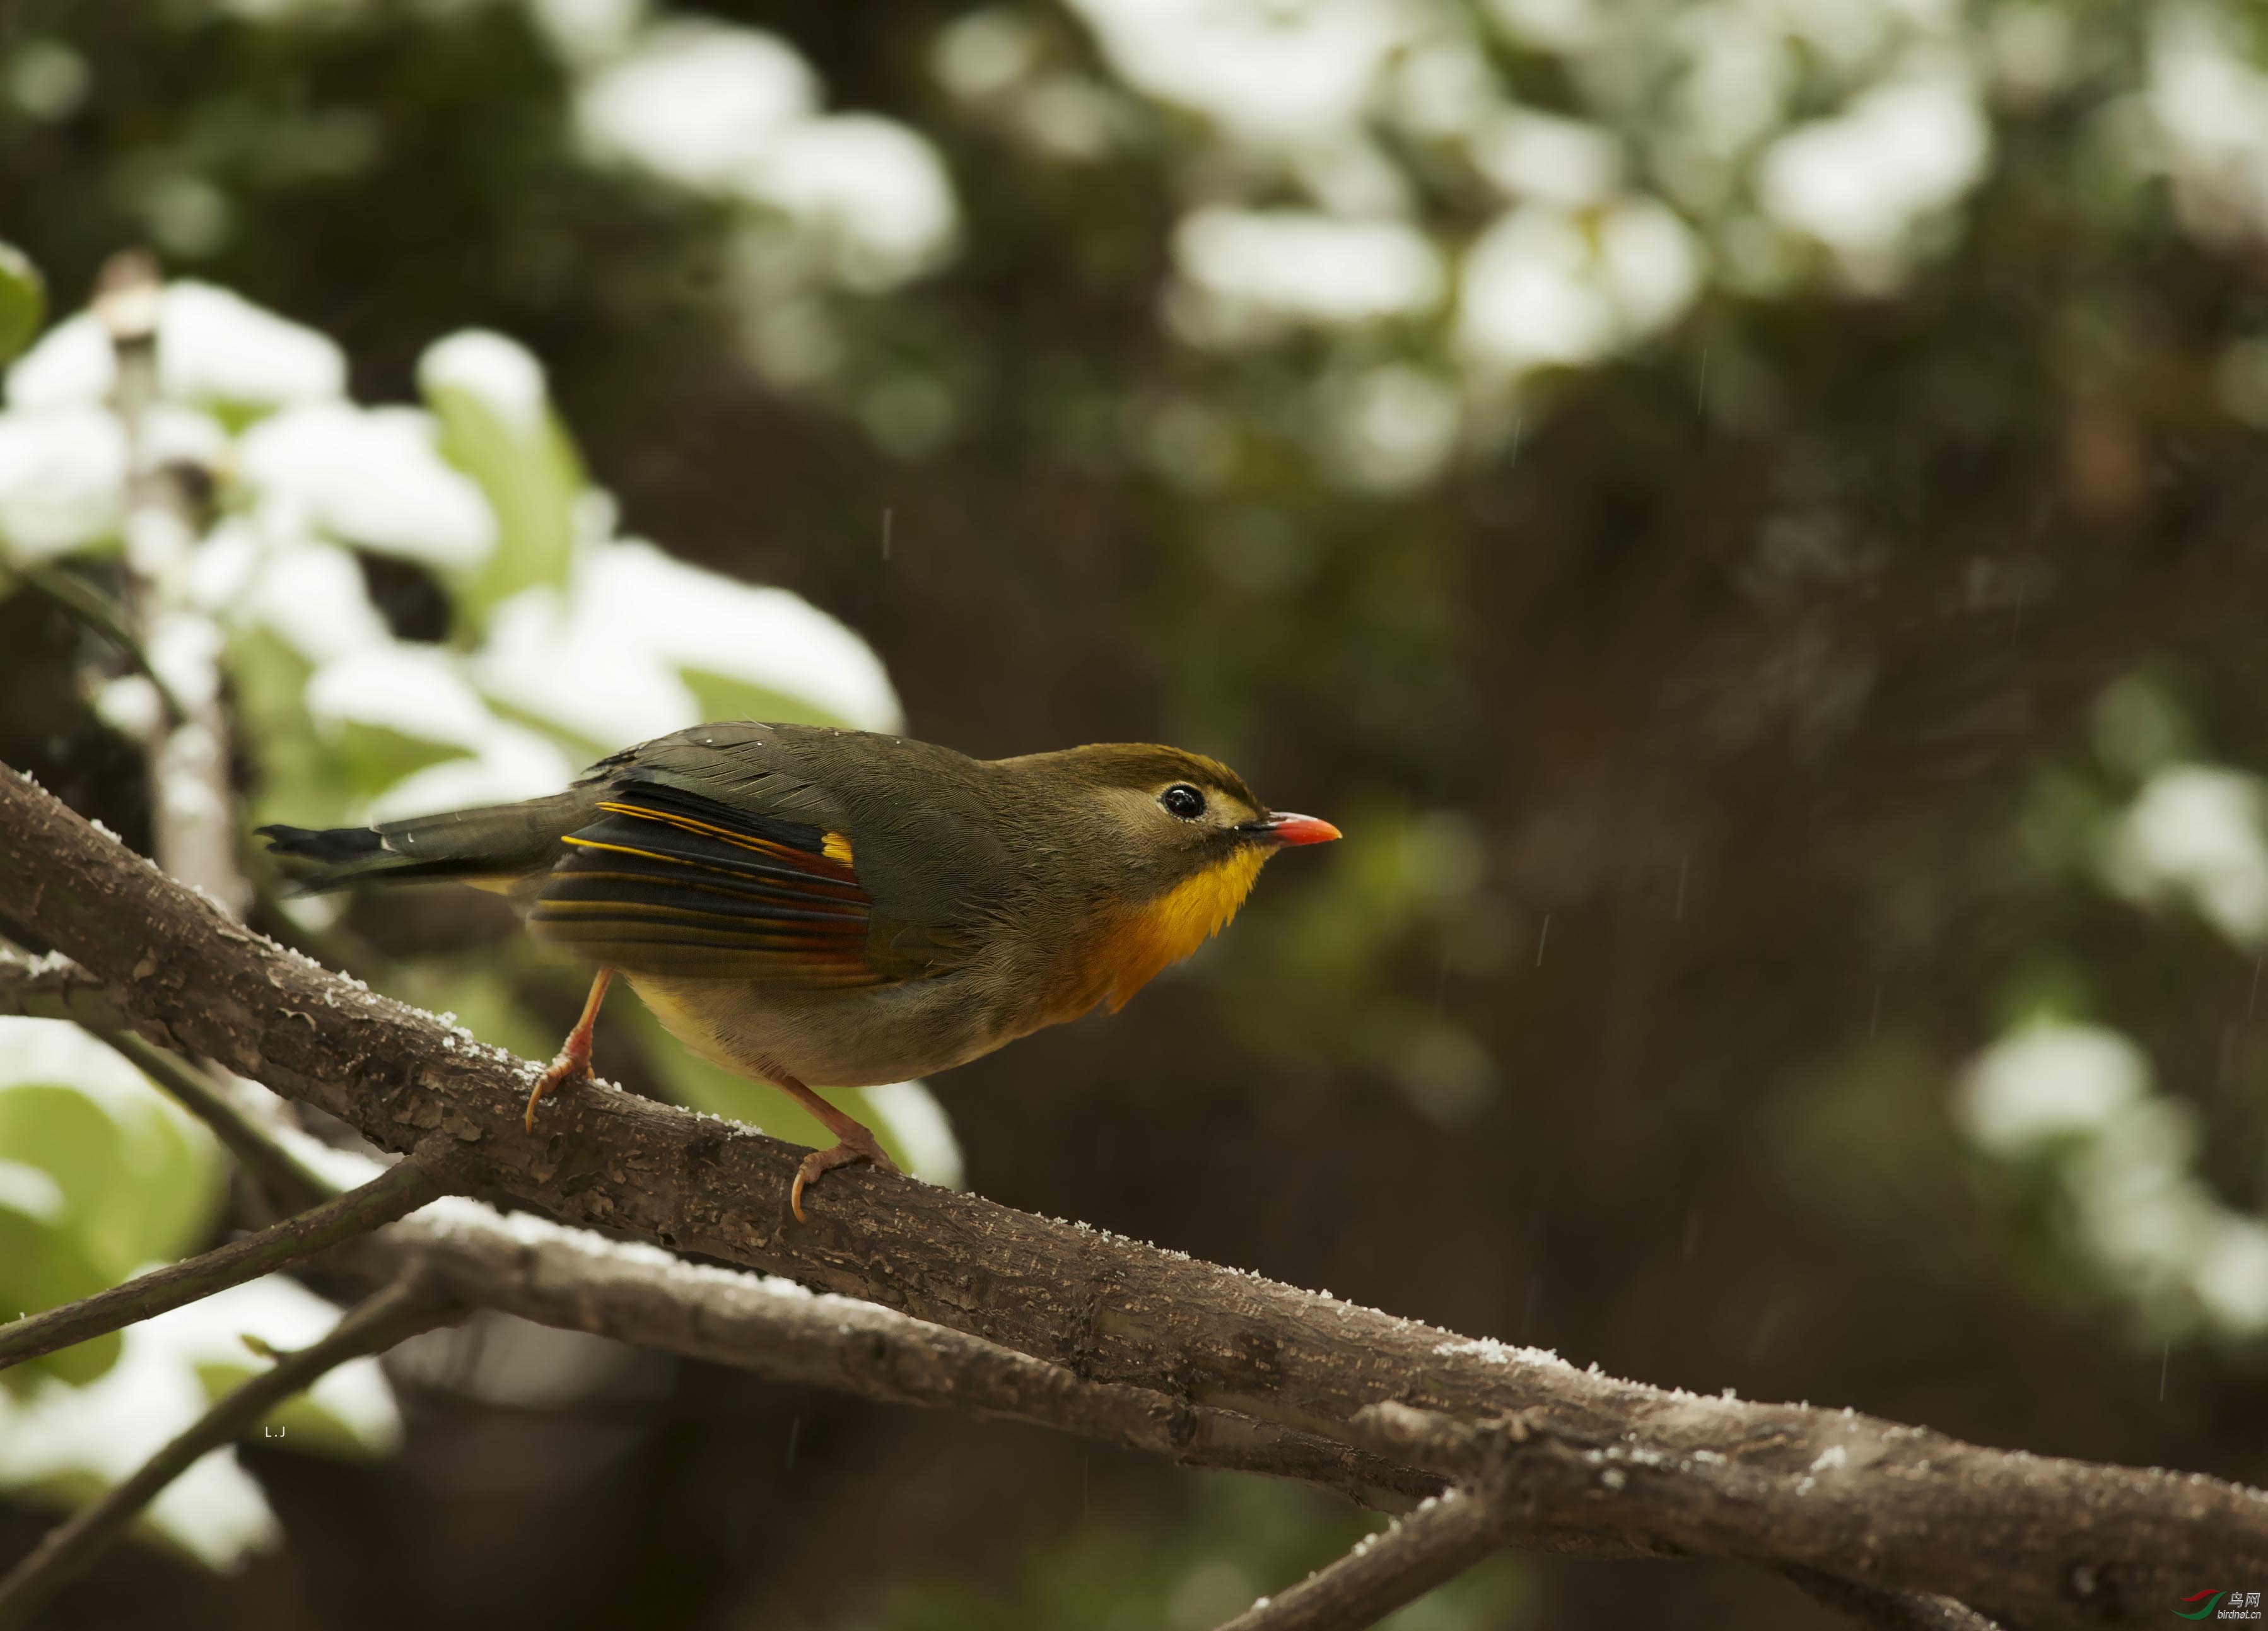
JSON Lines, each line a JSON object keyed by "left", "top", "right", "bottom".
{"left": 791, "top": 1131, "right": 901, "bottom": 1222}
{"left": 523, "top": 1049, "right": 592, "bottom": 1133}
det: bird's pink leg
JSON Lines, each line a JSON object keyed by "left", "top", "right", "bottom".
{"left": 523, "top": 966, "right": 612, "bottom": 1133}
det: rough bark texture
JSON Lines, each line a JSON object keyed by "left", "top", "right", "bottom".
{"left": 3, "top": 763, "right": 2264, "bottom": 1627}
{"left": 344, "top": 1198, "right": 1446, "bottom": 1514}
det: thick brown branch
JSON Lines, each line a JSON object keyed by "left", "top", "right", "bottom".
{"left": 2, "top": 764, "right": 2262, "bottom": 1625}
{"left": 344, "top": 1196, "right": 1444, "bottom": 1512}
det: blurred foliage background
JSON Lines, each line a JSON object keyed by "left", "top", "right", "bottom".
{"left": 4, "top": 0, "right": 2268, "bottom": 1624}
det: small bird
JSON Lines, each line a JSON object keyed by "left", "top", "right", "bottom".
{"left": 259, "top": 721, "right": 1338, "bottom": 1217}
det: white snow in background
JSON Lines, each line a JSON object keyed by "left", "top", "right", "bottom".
{"left": 864, "top": 1080, "right": 962, "bottom": 1190}
{"left": 1172, "top": 209, "right": 1442, "bottom": 342}
{"left": 932, "top": 10, "right": 1040, "bottom": 102}
{"left": 747, "top": 116, "right": 959, "bottom": 289}
{"left": 0, "top": 405, "right": 126, "bottom": 558}
{"left": 147, "top": 609, "right": 225, "bottom": 711}
{"left": 525, "top": 0, "right": 645, "bottom": 65}
{"left": 2147, "top": 6, "right": 2268, "bottom": 243}
{"left": 4, "top": 315, "right": 114, "bottom": 409}
{"left": 576, "top": 20, "right": 817, "bottom": 192}
{"left": 478, "top": 580, "right": 703, "bottom": 748}
{"left": 205, "top": 532, "right": 395, "bottom": 662}
{"left": 93, "top": 674, "right": 165, "bottom": 739}
{"left": 157, "top": 282, "right": 346, "bottom": 406}
{"left": 126, "top": 506, "right": 196, "bottom": 580}
{"left": 0, "top": 1159, "right": 66, "bottom": 1224}
{"left": 1323, "top": 364, "right": 1461, "bottom": 493}
{"left": 1468, "top": 109, "right": 1623, "bottom": 207}
{"left": 143, "top": 404, "right": 233, "bottom": 472}
{"left": 2101, "top": 763, "right": 2268, "bottom": 947}
{"left": 2192, "top": 1217, "right": 2268, "bottom": 1333}
{"left": 475, "top": 536, "right": 902, "bottom": 745}
{"left": 0, "top": 1275, "right": 399, "bottom": 1569}
{"left": 1954, "top": 1015, "right": 2268, "bottom": 1339}
{"left": 1954, "top": 1021, "right": 2146, "bottom": 1155}
{"left": 1759, "top": 70, "right": 1989, "bottom": 272}
{"left": 307, "top": 643, "right": 507, "bottom": 751}
{"left": 300, "top": 641, "right": 576, "bottom": 818}
{"left": 1387, "top": 39, "right": 1502, "bottom": 141}
{"left": 1067, "top": 0, "right": 1407, "bottom": 145}
{"left": 573, "top": 20, "right": 956, "bottom": 291}
{"left": 1487, "top": 0, "right": 1602, "bottom": 52}
{"left": 365, "top": 723, "right": 576, "bottom": 820}
{"left": 592, "top": 539, "right": 902, "bottom": 729}
{"left": 1458, "top": 199, "right": 1700, "bottom": 373}
{"left": 419, "top": 330, "right": 549, "bottom": 433}
{"left": 237, "top": 402, "right": 496, "bottom": 568}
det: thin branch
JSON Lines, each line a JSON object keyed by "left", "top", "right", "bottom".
{"left": 1212, "top": 1488, "right": 1499, "bottom": 1631}
{"left": 2, "top": 763, "right": 2264, "bottom": 1627}
{"left": 0, "top": 1272, "right": 453, "bottom": 1631}
{"left": 1782, "top": 1569, "right": 2003, "bottom": 1631}
{"left": 0, "top": 1146, "right": 446, "bottom": 1373}
{"left": 95, "top": 251, "right": 246, "bottom": 916}
{"left": 1224, "top": 1406, "right": 2004, "bottom": 1631}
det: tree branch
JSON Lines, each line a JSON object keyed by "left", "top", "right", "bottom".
{"left": 0, "top": 1271, "right": 454, "bottom": 1631}
{"left": 0, "top": 1143, "right": 446, "bottom": 1373}
{"left": 95, "top": 252, "right": 248, "bottom": 917}
{"left": 344, "top": 1195, "right": 1447, "bottom": 1513}
{"left": 1, "top": 763, "right": 2263, "bottom": 1626}
{"left": 1215, "top": 1488, "right": 1499, "bottom": 1631}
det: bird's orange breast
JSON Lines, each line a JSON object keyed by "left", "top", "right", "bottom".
{"left": 1055, "top": 846, "right": 1270, "bottom": 1019}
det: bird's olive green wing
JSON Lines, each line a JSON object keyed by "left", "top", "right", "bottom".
{"left": 528, "top": 780, "right": 891, "bottom": 985}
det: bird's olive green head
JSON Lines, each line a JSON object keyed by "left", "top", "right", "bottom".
{"left": 1000, "top": 742, "right": 1340, "bottom": 904}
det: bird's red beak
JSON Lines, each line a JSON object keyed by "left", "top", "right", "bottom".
{"left": 1253, "top": 812, "right": 1341, "bottom": 847}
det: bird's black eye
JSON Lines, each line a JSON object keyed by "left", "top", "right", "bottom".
{"left": 1161, "top": 784, "right": 1205, "bottom": 820}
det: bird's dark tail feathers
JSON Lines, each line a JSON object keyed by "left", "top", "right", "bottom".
{"left": 257, "top": 791, "right": 591, "bottom": 895}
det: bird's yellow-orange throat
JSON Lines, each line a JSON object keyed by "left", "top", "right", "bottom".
{"left": 1080, "top": 846, "right": 1270, "bottom": 1014}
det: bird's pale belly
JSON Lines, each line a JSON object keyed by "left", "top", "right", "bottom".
{"left": 624, "top": 969, "right": 1039, "bottom": 1089}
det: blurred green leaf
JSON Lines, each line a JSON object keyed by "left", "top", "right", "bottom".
{"left": 231, "top": 628, "right": 344, "bottom": 829}
{"left": 0, "top": 1078, "right": 219, "bottom": 1281}
{"left": 423, "top": 378, "right": 584, "bottom": 629}
{"left": 324, "top": 718, "right": 476, "bottom": 801}
{"left": 0, "top": 242, "right": 45, "bottom": 368}
{"left": 0, "top": 1210, "right": 122, "bottom": 1390}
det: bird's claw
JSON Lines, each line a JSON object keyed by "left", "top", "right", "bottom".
{"left": 790, "top": 1136, "right": 901, "bottom": 1222}
{"left": 523, "top": 1051, "right": 593, "bottom": 1133}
